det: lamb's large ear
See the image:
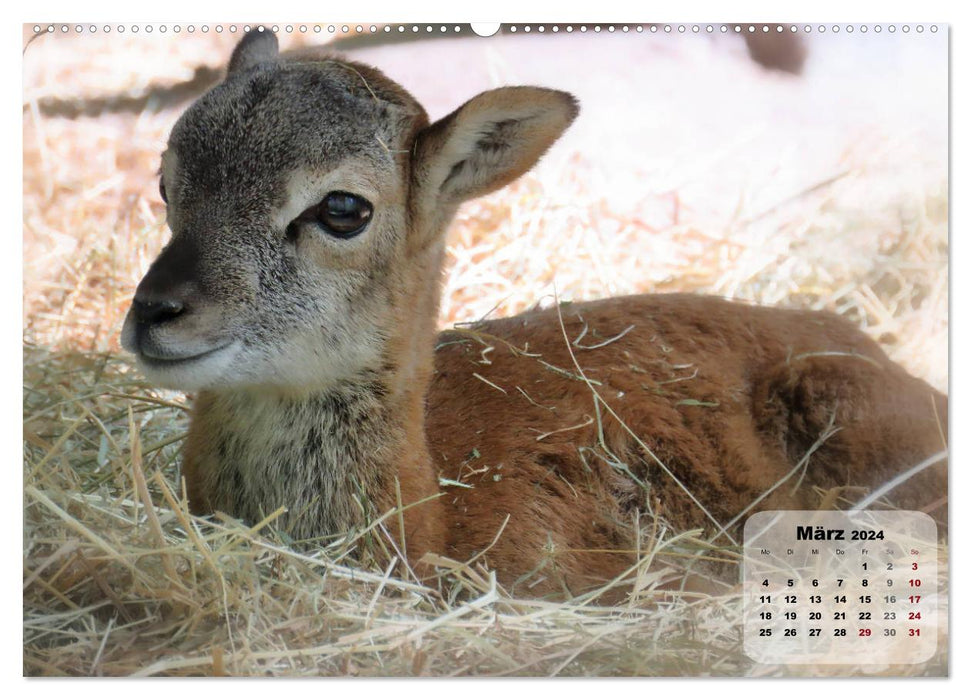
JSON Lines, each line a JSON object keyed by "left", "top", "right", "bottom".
{"left": 412, "top": 87, "right": 578, "bottom": 217}
{"left": 228, "top": 29, "right": 279, "bottom": 74}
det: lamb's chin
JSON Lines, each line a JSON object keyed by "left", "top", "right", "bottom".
{"left": 135, "top": 341, "right": 241, "bottom": 392}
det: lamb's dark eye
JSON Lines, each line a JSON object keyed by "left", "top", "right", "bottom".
{"left": 315, "top": 191, "right": 372, "bottom": 238}
{"left": 159, "top": 177, "right": 168, "bottom": 204}
{"left": 286, "top": 191, "right": 373, "bottom": 245}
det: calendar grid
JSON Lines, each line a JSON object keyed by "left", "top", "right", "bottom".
{"left": 743, "top": 510, "right": 938, "bottom": 665}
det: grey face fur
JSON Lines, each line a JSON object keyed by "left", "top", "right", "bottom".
{"left": 123, "top": 31, "right": 578, "bottom": 396}
{"left": 122, "top": 33, "right": 426, "bottom": 392}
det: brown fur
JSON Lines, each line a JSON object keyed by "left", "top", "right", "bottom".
{"left": 426, "top": 296, "right": 946, "bottom": 594}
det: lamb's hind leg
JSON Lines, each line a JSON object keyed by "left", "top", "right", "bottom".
{"left": 752, "top": 354, "right": 948, "bottom": 526}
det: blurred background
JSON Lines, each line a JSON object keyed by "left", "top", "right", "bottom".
{"left": 23, "top": 24, "right": 948, "bottom": 388}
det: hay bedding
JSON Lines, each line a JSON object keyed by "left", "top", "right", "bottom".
{"left": 23, "top": 29, "right": 947, "bottom": 676}
{"left": 24, "top": 348, "right": 759, "bottom": 676}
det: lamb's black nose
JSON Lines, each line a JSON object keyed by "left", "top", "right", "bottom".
{"left": 131, "top": 296, "right": 186, "bottom": 325}
{"left": 131, "top": 235, "right": 199, "bottom": 327}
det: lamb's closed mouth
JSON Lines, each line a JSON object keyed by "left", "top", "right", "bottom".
{"left": 138, "top": 342, "right": 235, "bottom": 367}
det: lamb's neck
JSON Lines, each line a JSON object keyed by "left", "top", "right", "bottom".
{"left": 185, "top": 374, "right": 443, "bottom": 553}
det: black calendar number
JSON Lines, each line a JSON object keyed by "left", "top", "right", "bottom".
{"left": 859, "top": 612, "right": 872, "bottom": 620}
{"left": 834, "top": 628, "right": 847, "bottom": 636}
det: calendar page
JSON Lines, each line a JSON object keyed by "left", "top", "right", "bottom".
{"left": 23, "top": 14, "right": 948, "bottom": 679}
{"left": 743, "top": 511, "right": 939, "bottom": 666}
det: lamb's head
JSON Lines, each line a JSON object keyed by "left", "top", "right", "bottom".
{"left": 122, "top": 30, "right": 578, "bottom": 393}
